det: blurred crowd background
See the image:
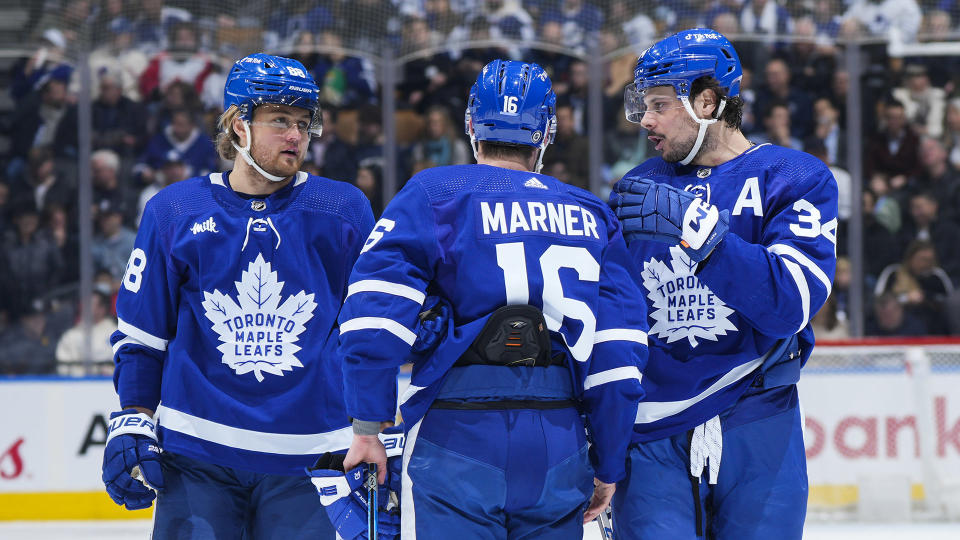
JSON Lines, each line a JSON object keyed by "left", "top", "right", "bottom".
{"left": 1, "top": 0, "right": 960, "bottom": 377}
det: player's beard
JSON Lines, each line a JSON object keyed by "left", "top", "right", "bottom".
{"left": 661, "top": 114, "right": 717, "bottom": 164}
{"left": 250, "top": 141, "right": 305, "bottom": 180}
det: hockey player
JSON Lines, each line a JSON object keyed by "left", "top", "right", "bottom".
{"left": 609, "top": 30, "right": 839, "bottom": 539}
{"left": 100, "top": 53, "right": 374, "bottom": 538}
{"left": 338, "top": 60, "right": 649, "bottom": 539}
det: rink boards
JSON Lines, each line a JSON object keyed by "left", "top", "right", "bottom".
{"left": 1, "top": 370, "right": 959, "bottom": 520}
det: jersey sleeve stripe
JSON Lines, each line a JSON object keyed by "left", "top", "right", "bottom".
{"left": 156, "top": 405, "right": 353, "bottom": 454}
{"left": 117, "top": 318, "right": 168, "bottom": 351}
{"left": 781, "top": 259, "right": 811, "bottom": 333}
{"left": 583, "top": 366, "right": 642, "bottom": 391}
{"left": 636, "top": 356, "right": 764, "bottom": 424}
{"left": 768, "top": 243, "right": 832, "bottom": 295}
{"left": 111, "top": 336, "right": 141, "bottom": 355}
{"left": 594, "top": 328, "right": 648, "bottom": 345}
{"left": 346, "top": 280, "right": 426, "bottom": 305}
{"left": 340, "top": 317, "right": 417, "bottom": 346}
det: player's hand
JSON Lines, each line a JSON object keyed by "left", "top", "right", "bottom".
{"left": 344, "top": 434, "right": 387, "bottom": 485}
{"left": 612, "top": 176, "right": 729, "bottom": 262}
{"left": 101, "top": 409, "right": 164, "bottom": 510}
{"left": 583, "top": 479, "right": 616, "bottom": 523}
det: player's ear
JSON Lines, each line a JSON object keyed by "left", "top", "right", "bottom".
{"left": 694, "top": 88, "right": 718, "bottom": 120}
{"left": 233, "top": 116, "right": 248, "bottom": 147}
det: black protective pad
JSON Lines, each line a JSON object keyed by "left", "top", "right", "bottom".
{"left": 457, "top": 305, "right": 553, "bottom": 367}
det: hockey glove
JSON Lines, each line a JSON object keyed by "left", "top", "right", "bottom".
{"left": 101, "top": 409, "right": 164, "bottom": 510}
{"left": 412, "top": 295, "right": 450, "bottom": 355}
{"left": 612, "top": 176, "right": 729, "bottom": 262}
{"left": 307, "top": 427, "right": 405, "bottom": 540}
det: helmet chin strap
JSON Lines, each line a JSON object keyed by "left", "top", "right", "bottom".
{"left": 678, "top": 96, "right": 726, "bottom": 166}
{"left": 232, "top": 121, "right": 288, "bottom": 183}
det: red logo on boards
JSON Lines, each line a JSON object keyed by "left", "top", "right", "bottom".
{"left": 0, "top": 438, "right": 25, "bottom": 479}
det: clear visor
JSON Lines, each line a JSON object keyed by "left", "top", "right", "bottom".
{"left": 623, "top": 83, "right": 687, "bottom": 124}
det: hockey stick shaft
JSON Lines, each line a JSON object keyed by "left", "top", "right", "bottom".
{"left": 366, "top": 463, "right": 378, "bottom": 539}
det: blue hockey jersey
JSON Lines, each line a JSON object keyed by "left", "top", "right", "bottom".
{"left": 620, "top": 143, "right": 838, "bottom": 442}
{"left": 338, "top": 164, "right": 648, "bottom": 483}
{"left": 110, "top": 171, "right": 374, "bottom": 475}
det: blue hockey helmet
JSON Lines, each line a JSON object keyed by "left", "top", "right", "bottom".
{"left": 223, "top": 53, "right": 322, "bottom": 137}
{"left": 465, "top": 59, "right": 557, "bottom": 150}
{"left": 625, "top": 28, "right": 742, "bottom": 123}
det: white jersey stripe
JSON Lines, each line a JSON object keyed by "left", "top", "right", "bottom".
{"left": 781, "top": 259, "right": 811, "bottom": 333}
{"left": 340, "top": 317, "right": 417, "bottom": 346}
{"left": 155, "top": 405, "right": 353, "bottom": 454}
{"left": 594, "top": 328, "right": 648, "bottom": 345}
{"left": 401, "top": 419, "right": 422, "bottom": 540}
{"left": 111, "top": 336, "right": 140, "bottom": 355}
{"left": 635, "top": 357, "right": 764, "bottom": 424}
{"left": 347, "top": 280, "right": 426, "bottom": 305}
{"left": 583, "top": 366, "right": 642, "bottom": 391}
{"left": 769, "top": 243, "right": 832, "bottom": 296}
{"left": 117, "top": 318, "right": 168, "bottom": 351}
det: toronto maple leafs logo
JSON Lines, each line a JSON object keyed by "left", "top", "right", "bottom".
{"left": 642, "top": 246, "right": 737, "bottom": 347}
{"left": 201, "top": 254, "right": 316, "bottom": 381}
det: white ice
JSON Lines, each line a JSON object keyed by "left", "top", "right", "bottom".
{"left": 1, "top": 520, "right": 959, "bottom": 539}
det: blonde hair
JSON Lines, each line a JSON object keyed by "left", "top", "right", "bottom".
{"left": 216, "top": 105, "right": 243, "bottom": 161}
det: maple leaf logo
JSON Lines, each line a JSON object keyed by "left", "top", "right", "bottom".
{"left": 642, "top": 246, "right": 737, "bottom": 348}
{"left": 201, "top": 254, "right": 317, "bottom": 381}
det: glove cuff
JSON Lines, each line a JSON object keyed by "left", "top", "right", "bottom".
{"left": 106, "top": 410, "right": 158, "bottom": 444}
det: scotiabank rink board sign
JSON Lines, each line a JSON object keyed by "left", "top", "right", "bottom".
{"left": 799, "top": 365, "right": 960, "bottom": 506}
{"left": 0, "top": 378, "right": 151, "bottom": 519}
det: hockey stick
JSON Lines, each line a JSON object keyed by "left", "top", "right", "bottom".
{"left": 365, "top": 463, "right": 378, "bottom": 539}
{"left": 596, "top": 505, "right": 614, "bottom": 540}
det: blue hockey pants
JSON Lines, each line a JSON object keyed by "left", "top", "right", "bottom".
{"left": 611, "top": 384, "right": 807, "bottom": 540}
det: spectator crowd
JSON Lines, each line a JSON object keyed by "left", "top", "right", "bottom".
{"left": 2, "top": 0, "right": 960, "bottom": 374}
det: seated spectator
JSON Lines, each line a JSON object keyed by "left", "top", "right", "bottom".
{"left": 58, "top": 69, "right": 149, "bottom": 158}
{"left": 399, "top": 18, "right": 457, "bottom": 113}
{"left": 44, "top": 203, "right": 77, "bottom": 283}
{"left": 913, "top": 137, "right": 960, "bottom": 219}
{"left": 130, "top": 0, "right": 193, "bottom": 56}
{"left": 753, "top": 58, "right": 813, "bottom": 140}
{"left": 146, "top": 80, "right": 204, "bottom": 136}
{"left": 411, "top": 105, "right": 470, "bottom": 169}
{"left": 750, "top": 101, "right": 803, "bottom": 151}
{"left": 9, "top": 146, "right": 74, "bottom": 216}
{"left": 810, "top": 0, "right": 842, "bottom": 39}
{"left": 425, "top": 0, "right": 468, "bottom": 52}
{"left": 874, "top": 240, "right": 954, "bottom": 335}
{"left": 899, "top": 191, "right": 960, "bottom": 283}
{"left": 781, "top": 16, "right": 837, "bottom": 97}
{"left": 529, "top": 21, "right": 574, "bottom": 85}
{"left": 311, "top": 31, "right": 377, "bottom": 108}
{"left": 137, "top": 157, "right": 189, "bottom": 226}
{"left": 55, "top": 290, "right": 118, "bottom": 376}
{"left": 0, "top": 299, "right": 57, "bottom": 375}
{"left": 866, "top": 291, "right": 928, "bottom": 336}
{"left": 71, "top": 19, "right": 148, "bottom": 102}
{"left": 543, "top": 102, "right": 589, "bottom": 191}
{"left": 807, "top": 97, "right": 846, "bottom": 168}
{"left": 9, "top": 28, "right": 73, "bottom": 103}
{"left": 355, "top": 162, "right": 384, "bottom": 217}
{"left": 892, "top": 64, "right": 946, "bottom": 138}
{"left": 862, "top": 190, "right": 906, "bottom": 281}
{"left": 136, "top": 108, "right": 218, "bottom": 183}
{"left": 868, "top": 172, "right": 902, "bottom": 234}
{"left": 541, "top": 0, "right": 603, "bottom": 55}
{"left": 739, "top": 0, "right": 792, "bottom": 39}
{"left": 1, "top": 207, "right": 62, "bottom": 318}
{"left": 91, "top": 201, "right": 135, "bottom": 283}
{"left": 841, "top": 0, "right": 922, "bottom": 42}
{"left": 865, "top": 98, "right": 921, "bottom": 182}
{"left": 811, "top": 291, "right": 850, "bottom": 340}
{"left": 943, "top": 97, "right": 960, "bottom": 171}
{"left": 91, "top": 149, "right": 129, "bottom": 222}
{"left": 139, "top": 21, "right": 215, "bottom": 102}
{"left": 6, "top": 74, "right": 70, "bottom": 177}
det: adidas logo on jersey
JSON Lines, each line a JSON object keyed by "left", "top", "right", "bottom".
{"left": 191, "top": 217, "right": 219, "bottom": 235}
{"left": 524, "top": 177, "right": 548, "bottom": 190}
